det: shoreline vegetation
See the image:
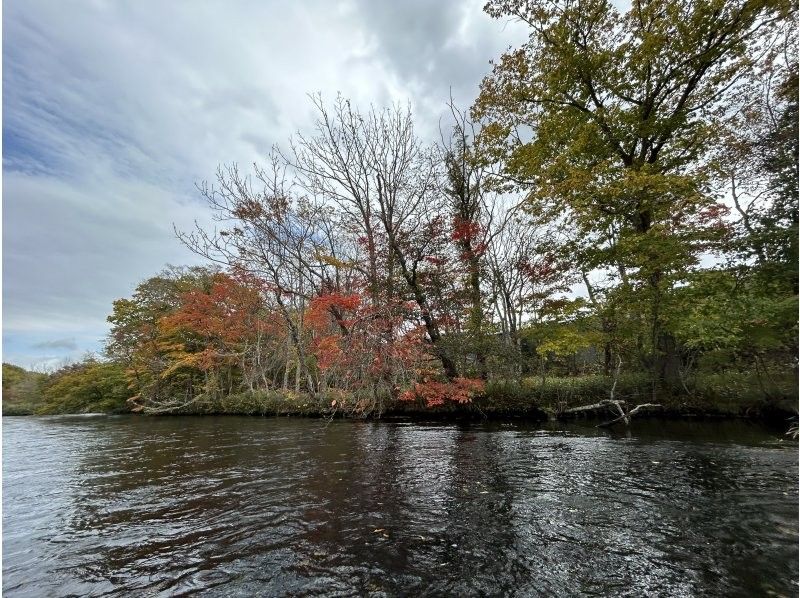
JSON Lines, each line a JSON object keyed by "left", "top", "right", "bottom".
{"left": 4, "top": 1, "right": 798, "bottom": 430}
{"left": 4, "top": 363, "right": 796, "bottom": 426}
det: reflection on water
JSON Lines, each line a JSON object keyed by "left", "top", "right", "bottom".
{"left": 3, "top": 416, "right": 798, "bottom": 596}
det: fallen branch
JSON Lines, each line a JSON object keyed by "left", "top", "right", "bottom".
{"left": 563, "top": 399, "right": 627, "bottom": 415}
{"left": 137, "top": 394, "right": 206, "bottom": 414}
{"left": 597, "top": 403, "right": 662, "bottom": 427}
{"left": 560, "top": 357, "right": 661, "bottom": 426}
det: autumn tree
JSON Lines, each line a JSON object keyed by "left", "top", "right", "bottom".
{"left": 305, "top": 291, "right": 432, "bottom": 413}
{"left": 160, "top": 271, "right": 287, "bottom": 397}
{"left": 473, "top": 0, "right": 793, "bottom": 392}
{"left": 287, "top": 96, "right": 462, "bottom": 379}
{"left": 106, "top": 266, "right": 218, "bottom": 411}
{"left": 2, "top": 363, "right": 48, "bottom": 415}
{"left": 173, "top": 95, "right": 498, "bottom": 409}
{"left": 178, "top": 157, "right": 337, "bottom": 393}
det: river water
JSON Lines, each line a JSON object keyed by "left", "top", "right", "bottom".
{"left": 3, "top": 416, "right": 797, "bottom": 597}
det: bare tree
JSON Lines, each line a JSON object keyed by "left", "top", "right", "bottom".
{"left": 178, "top": 155, "right": 332, "bottom": 392}
{"left": 287, "top": 95, "right": 461, "bottom": 379}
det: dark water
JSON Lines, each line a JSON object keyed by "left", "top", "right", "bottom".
{"left": 3, "top": 416, "right": 797, "bottom": 597}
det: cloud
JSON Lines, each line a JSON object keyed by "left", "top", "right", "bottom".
{"left": 349, "top": 0, "right": 528, "bottom": 134}
{"left": 2, "top": 0, "right": 527, "bottom": 367}
{"left": 31, "top": 338, "right": 78, "bottom": 351}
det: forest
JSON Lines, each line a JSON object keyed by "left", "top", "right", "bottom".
{"left": 5, "top": 0, "right": 797, "bottom": 422}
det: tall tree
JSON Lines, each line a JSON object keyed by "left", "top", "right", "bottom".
{"left": 440, "top": 105, "right": 492, "bottom": 371}
{"left": 473, "top": 0, "right": 792, "bottom": 391}
{"left": 288, "top": 96, "right": 461, "bottom": 379}
{"left": 106, "top": 266, "right": 218, "bottom": 411}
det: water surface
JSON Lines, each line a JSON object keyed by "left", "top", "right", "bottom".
{"left": 3, "top": 416, "right": 797, "bottom": 596}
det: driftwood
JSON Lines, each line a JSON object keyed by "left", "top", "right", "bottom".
{"left": 598, "top": 401, "right": 662, "bottom": 427}
{"left": 562, "top": 399, "right": 661, "bottom": 427}
{"left": 562, "top": 357, "right": 661, "bottom": 427}
{"left": 564, "top": 399, "right": 661, "bottom": 428}
{"left": 563, "top": 399, "right": 628, "bottom": 416}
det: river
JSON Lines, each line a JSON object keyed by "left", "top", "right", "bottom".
{"left": 3, "top": 415, "right": 797, "bottom": 596}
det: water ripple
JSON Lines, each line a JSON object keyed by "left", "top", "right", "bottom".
{"left": 3, "top": 416, "right": 798, "bottom": 597}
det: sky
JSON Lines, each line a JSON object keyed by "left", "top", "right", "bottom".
{"left": 2, "top": 0, "right": 528, "bottom": 370}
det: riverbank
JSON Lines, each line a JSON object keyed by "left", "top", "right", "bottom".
{"left": 5, "top": 369, "right": 796, "bottom": 425}
{"left": 134, "top": 373, "right": 798, "bottom": 425}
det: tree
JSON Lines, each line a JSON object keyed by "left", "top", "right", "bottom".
{"left": 106, "top": 266, "right": 218, "bottom": 411}
{"left": 473, "top": 0, "right": 792, "bottom": 392}
{"left": 288, "top": 96, "right": 461, "bottom": 379}
{"left": 2, "top": 363, "right": 47, "bottom": 415}
{"left": 160, "top": 271, "right": 287, "bottom": 397}
{"left": 179, "top": 157, "right": 333, "bottom": 393}
{"left": 706, "top": 25, "right": 797, "bottom": 379}
{"left": 306, "top": 291, "right": 430, "bottom": 413}
{"left": 720, "top": 52, "right": 797, "bottom": 287}
{"left": 438, "top": 103, "right": 495, "bottom": 377}
{"left": 38, "top": 358, "right": 131, "bottom": 414}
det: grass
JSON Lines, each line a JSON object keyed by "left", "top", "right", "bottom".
{"left": 159, "top": 388, "right": 385, "bottom": 418}
{"left": 503, "top": 371, "right": 798, "bottom": 419}
{"left": 215, "top": 390, "right": 340, "bottom": 416}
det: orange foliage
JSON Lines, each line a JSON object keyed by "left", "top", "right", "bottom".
{"left": 160, "top": 272, "right": 280, "bottom": 372}
{"left": 306, "top": 292, "right": 362, "bottom": 334}
{"left": 306, "top": 292, "right": 432, "bottom": 395}
{"left": 399, "top": 377, "right": 485, "bottom": 407}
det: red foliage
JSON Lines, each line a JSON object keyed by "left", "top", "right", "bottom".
{"left": 306, "top": 292, "right": 362, "bottom": 334}
{"left": 160, "top": 272, "right": 280, "bottom": 371}
{"left": 399, "top": 377, "right": 485, "bottom": 407}
{"left": 314, "top": 335, "right": 344, "bottom": 370}
{"left": 696, "top": 202, "right": 731, "bottom": 228}
{"left": 424, "top": 256, "right": 447, "bottom": 266}
{"left": 517, "top": 256, "right": 557, "bottom": 280}
{"left": 305, "top": 292, "right": 435, "bottom": 397}
{"left": 451, "top": 217, "right": 481, "bottom": 243}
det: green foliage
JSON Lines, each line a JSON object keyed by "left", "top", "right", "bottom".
{"left": 692, "top": 370, "right": 797, "bottom": 410}
{"left": 473, "top": 0, "right": 796, "bottom": 394}
{"left": 2, "top": 363, "right": 47, "bottom": 415}
{"left": 38, "top": 359, "right": 133, "bottom": 415}
{"left": 671, "top": 269, "right": 798, "bottom": 356}
{"left": 527, "top": 374, "right": 653, "bottom": 409}
{"left": 531, "top": 317, "right": 602, "bottom": 360}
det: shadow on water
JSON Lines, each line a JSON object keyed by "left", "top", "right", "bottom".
{"left": 3, "top": 415, "right": 798, "bottom": 596}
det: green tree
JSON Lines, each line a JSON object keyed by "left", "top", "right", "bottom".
{"left": 105, "top": 266, "right": 218, "bottom": 411}
{"left": 2, "top": 363, "right": 47, "bottom": 415}
{"left": 38, "top": 358, "right": 132, "bottom": 414}
{"left": 473, "top": 0, "right": 792, "bottom": 392}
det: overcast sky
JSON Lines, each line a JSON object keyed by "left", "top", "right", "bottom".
{"left": 2, "top": 0, "right": 527, "bottom": 370}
